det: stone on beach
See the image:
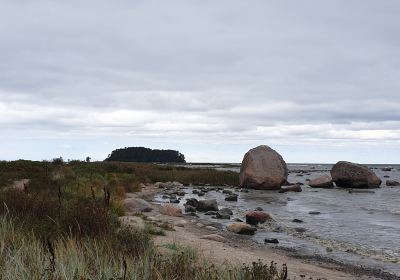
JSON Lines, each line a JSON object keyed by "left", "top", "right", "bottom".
{"left": 245, "top": 211, "right": 272, "bottom": 225}
{"left": 200, "top": 234, "right": 226, "bottom": 242}
{"left": 227, "top": 223, "right": 257, "bottom": 235}
{"left": 196, "top": 199, "right": 219, "bottom": 212}
{"left": 386, "top": 180, "right": 400, "bottom": 186}
{"left": 309, "top": 175, "right": 334, "bottom": 188}
{"left": 124, "top": 198, "right": 153, "bottom": 212}
{"left": 239, "top": 145, "right": 288, "bottom": 190}
{"left": 279, "top": 184, "right": 302, "bottom": 193}
{"left": 330, "top": 161, "right": 381, "bottom": 188}
{"left": 160, "top": 204, "right": 183, "bottom": 217}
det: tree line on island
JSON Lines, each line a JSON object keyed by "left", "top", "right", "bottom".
{"left": 105, "top": 147, "right": 186, "bottom": 163}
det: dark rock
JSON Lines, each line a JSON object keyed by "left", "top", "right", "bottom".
{"left": 215, "top": 212, "right": 230, "bottom": 219}
{"left": 222, "top": 189, "right": 233, "bottom": 194}
{"left": 294, "top": 227, "right": 307, "bottom": 233}
{"left": 386, "top": 180, "right": 400, "bottom": 186}
{"left": 279, "top": 184, "right": 302, "bottom": 193}
{"left": 292, "top": 219, "right": 304, "bottom": 223}
{"left": 219, "top": 208, "right": 233, "bottom": 215}
{"left": 185, "top": 198, "right": 199, "bottom": 208}
{"left": 255, "top": 207, "right": 263, "bottom": 211}
{"left": 264, "top": 238, "right": 279, "bottom": 244}
{"left": 169, "top": 199, "right": 180, "bottom": 204}
{"left": 381, "top": 167, "right": 393, "bottom": 171}
{"left": 185, "top": 205, "right": 197, "bottom": 213}
{"left": 225, "top": 194, "right": 238, "bottom": 201}
{"left": 197, "top": 199, "right": 218, "bottom": 212}
{"left": 246, "top": 211, "right": 272, "bottom": 225}
{"left": 309, "top": 211, "right": 321, "bottom": 215}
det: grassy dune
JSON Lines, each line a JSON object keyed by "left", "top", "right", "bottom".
{"left": 0, "top": 160, "right": 286, "bottom": 279}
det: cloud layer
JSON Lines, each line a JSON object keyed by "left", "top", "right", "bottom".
{"left": 1, "top": 1, "right": 399, "bottom": 162}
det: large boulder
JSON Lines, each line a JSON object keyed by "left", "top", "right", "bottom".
{"left": 239, "top": 145, "right": 288, "bottom": 190}
{"left": 309, "top": 175, "right": 334, "bottom": 188}
{"left": 330, "top": 161, "right": 381, "bottom": 188}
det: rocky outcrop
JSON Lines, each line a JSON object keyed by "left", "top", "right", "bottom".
{"left": 227, "top": 223, "right": 256, "bottom": 235}
{"left": 239, "top": 145, "right": 288, "bottom": 190}
{"left": 330, "top": 161, "right": 381, "bottom": 188}
{"left": 309, "top": 175, "right": 334, "bottom": 188}
{"left": 245, "top": 211, "right": 272, "bottom": 225}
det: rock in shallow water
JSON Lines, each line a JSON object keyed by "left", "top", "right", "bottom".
{"left": 264, "top": 238, "right": 279, "bottom": 244}
{"left": 245, "top": 211, "right": 272, "bottom": 225}
{"left": 197, "top": 199, "right": 219, "bottom": 212}
{"left": 386, "top": 180, "right": 400, "bottom": 186}
{"left": 239, "top": 145, "right": 288, "bottom": 190}
{"left": 330, "top": 161, "right": 381, "bottom": 188}
{"left": 279, "top": 184, "right": 302, "bottom": 193}
{"left": 309, "top": 175, "right": 334, "bottom": 188}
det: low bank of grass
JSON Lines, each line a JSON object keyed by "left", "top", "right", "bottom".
{"left": 0, "top": 215, "right": 288, "bottom": 280}
{"left": 0, "top": 160, "right": 287, "bottom": 279}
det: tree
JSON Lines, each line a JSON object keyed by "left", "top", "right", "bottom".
{"left": 105, "top": 147, "right": 186, "bottom": 163}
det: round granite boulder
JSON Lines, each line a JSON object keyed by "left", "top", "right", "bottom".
{"left": 330, "top": 161, "right": 381, "bottom": 188}
{"left": 239, "top": 145, "right": 288, "bottom": 190}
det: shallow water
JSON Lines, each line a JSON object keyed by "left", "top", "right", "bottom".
{"left": 156, "top": 163, "right": 400, "bottom": 276}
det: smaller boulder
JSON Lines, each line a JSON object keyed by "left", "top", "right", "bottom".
{"left": 279, "top": 184, "right": 302, "bottom": 193}
{"left": 185, "top": 205, "right": 197, "bottom": 213}
{"left": 246, "top": 211, "right": 272, "bottom": 225}
{"left": 309, "top": 175, "right": 334, "bottom": 188}
{"left": 386, "top": 180, "right": 400, "bottom": 187}
{"left": 225, "top": 195, "right": 238, "bottom": 201}
{"left": 160, "top": 205, "right": 183, "bottom": 217}
{"left": 264, "top": 238, "right": 279, "bottom": 244}
{"left": 197, "top": 199, "right": 218, "bottom": 212}
{"left": 227, "top": 223, "right": 256, "bottom": 235}
{"left": 219, "top": 208, "right": 233, "bottom": 215}
{"left": 124, "top": 198, "right": 153, "bottom": 212}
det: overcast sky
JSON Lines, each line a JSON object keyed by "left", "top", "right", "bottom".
{"left": 0, "top": 1, "right": 399, "bottom": 163}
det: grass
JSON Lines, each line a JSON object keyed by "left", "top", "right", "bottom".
{"left": 0, "top": 159, "right": 288, "bottom": 280}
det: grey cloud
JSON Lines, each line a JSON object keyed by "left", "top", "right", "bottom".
{"left": 0, "top": 0, "right": 400, "bottom": 161}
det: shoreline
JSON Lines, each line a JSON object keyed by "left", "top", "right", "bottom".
{"left": 125, "top": 185, "right": 399, "bottom": 280}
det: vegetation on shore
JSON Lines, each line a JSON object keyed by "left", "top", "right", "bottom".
{"left": 0, "top": 160, "right": 287, "bottom": 279}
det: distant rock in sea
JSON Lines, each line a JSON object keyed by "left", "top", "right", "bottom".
{"left": 330, "top": 161, "right": 381, "bottom": 188}
{"left": 239, "top": 145, "right": 288, "bottom": 190}
{"left": 309, "top": 175, "right": 334, "bottom": 188}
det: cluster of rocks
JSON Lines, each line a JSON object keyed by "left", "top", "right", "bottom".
{"left": 239, "top": 145, "right": 392, "bottom": 190}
